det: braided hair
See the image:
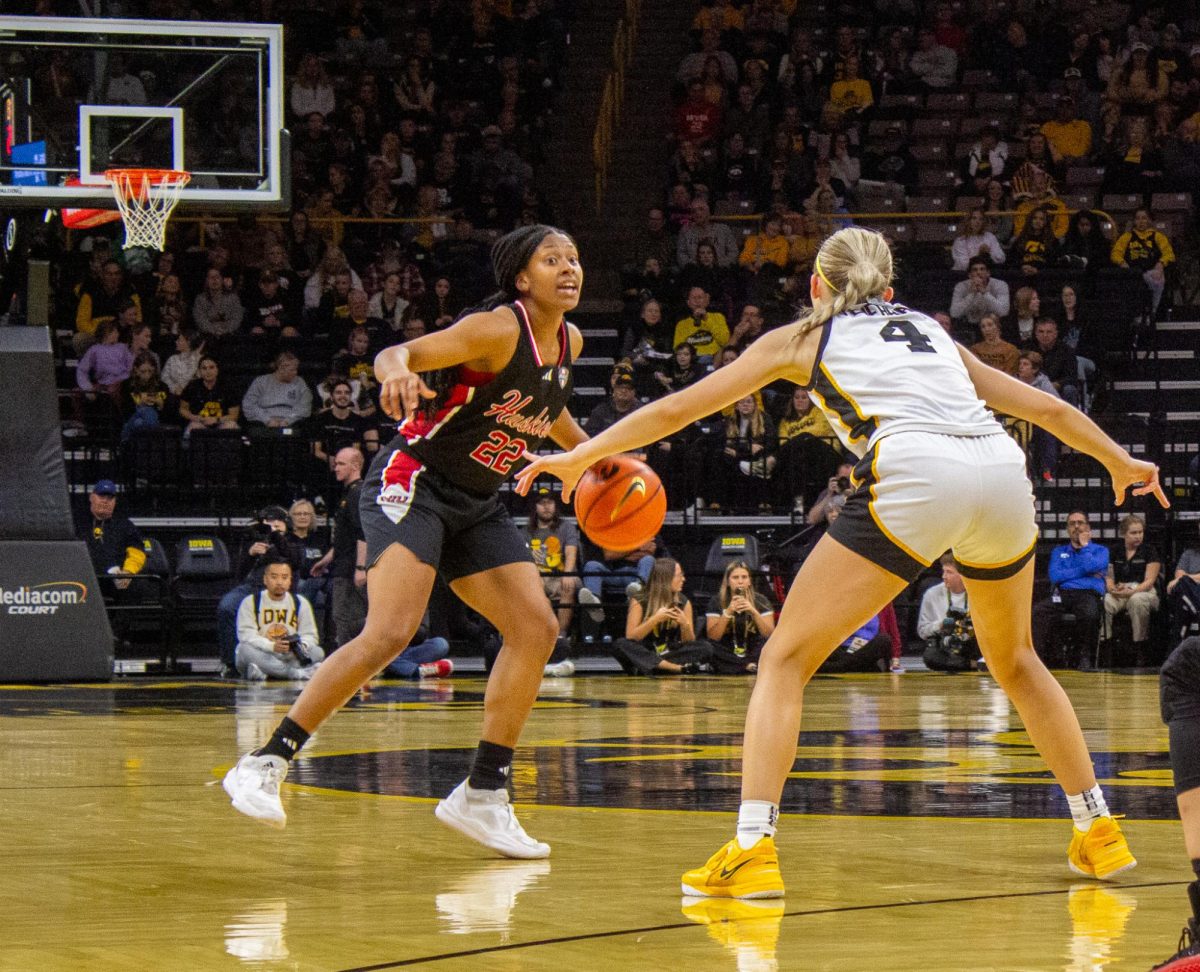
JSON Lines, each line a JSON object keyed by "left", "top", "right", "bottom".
{"left": 457, "top": 223, "right": 576, "bottom": 320}
{"left": 793, "top": 227, "right": 894, "bottom": 338}
{"left": 421, "top": 224, "right": 576, "bottom": 411}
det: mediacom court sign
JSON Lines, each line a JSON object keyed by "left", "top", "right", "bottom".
{"left": 0, "top": 581, "right": 88, "bottom": 615}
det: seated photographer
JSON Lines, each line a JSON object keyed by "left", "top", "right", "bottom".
{"left": 610, "top": 558, "right": 712, "bottom": 675}
{"left": 380, "top": 612, "right": 453, "bottom": 679}
{"left": 806, "top": 458, "right": 857, "bottom": 526}
{"left": 216, "top": 506, "right": 306, "bottom": 675}
{"left": 817, "top": 613, "right": 893, "bottom": 673}
{"left": 917, "top": 554, "right": 982, "bottom": 673}
{"left": 235, "top": 556, "right": 324, "bottom": 681}
{"left": 706, "top": 560, "right": 775, "bottom": 674}
{"left": 1032, "top": 510, "right": 1108, "bottom": 669}
{"left": 1104, "top": 513, "right": 1161, "bottom": 661}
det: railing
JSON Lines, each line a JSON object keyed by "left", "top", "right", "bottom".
{"left": 593, "top": 0, "right": 642, "bottom": 215}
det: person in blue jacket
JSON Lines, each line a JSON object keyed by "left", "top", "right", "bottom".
{"left": 1032, "top": 509, "right": 1109, "bottom": 668}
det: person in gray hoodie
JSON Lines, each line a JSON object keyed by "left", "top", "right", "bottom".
{"left": 241, "top": 350, "right": 313, "bottom": 429}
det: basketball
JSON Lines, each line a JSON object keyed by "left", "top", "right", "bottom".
{"left": 573, "top": 455, "right": 666, "bottom": 550}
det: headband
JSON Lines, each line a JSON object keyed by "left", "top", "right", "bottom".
{"left": 815, "top": 255, "right": 840, "bottom": 294}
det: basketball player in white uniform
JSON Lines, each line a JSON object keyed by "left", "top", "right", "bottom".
{"left": 517, "top": 227, "right": 1168, "bottom": 899}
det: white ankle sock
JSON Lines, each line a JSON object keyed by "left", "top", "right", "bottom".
{"left": 736, "top": 800, "right": 778, "bottom": 849}
{"left": 1066, "top": 785, "right": 1110, "bottom": 831}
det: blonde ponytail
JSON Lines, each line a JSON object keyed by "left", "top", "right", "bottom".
{"left": 793, "top": 227, "right": 894, "bottom": 337}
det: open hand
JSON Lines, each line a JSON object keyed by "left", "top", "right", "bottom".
{"left": 515, "top": 448, "right": 594, "bottom": 503}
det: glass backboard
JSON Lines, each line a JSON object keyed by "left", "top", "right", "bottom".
{"left": 0, "top": 16, "right": 287, "bottom": 210}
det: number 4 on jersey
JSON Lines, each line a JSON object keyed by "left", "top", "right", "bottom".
{"left": 879, "top": 320, "right": 937, "bottom": 353}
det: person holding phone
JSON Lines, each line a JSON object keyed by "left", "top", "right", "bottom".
{"left": 707, "top": 561, "right": 776, "bottom": 673}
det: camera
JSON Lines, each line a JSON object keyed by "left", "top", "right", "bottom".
{"left": 251, "top": 521, "right": 275, "bottom": 541}
{"left": 836, "top": 476, "right": 851, "bottom": 492}
{"left": 285, "top": 634, "right": 313, "bottom": 667}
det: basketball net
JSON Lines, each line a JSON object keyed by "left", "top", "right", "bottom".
{"left": 104, "top": 168, "right": 191, "bottom": 251}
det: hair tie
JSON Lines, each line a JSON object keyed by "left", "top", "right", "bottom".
{"left": 815, "top": 255, "right": 840, "bottom": 294}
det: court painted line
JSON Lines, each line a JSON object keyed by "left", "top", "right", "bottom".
{"left": 334, "top": 879, "right": 1191, "bottom": 970}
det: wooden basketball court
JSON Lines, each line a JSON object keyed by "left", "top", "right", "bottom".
{"left": 3, "top": 669, "right": 1190, "bottom": 970}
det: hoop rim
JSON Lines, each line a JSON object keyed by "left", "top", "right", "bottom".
{"left": 103, "top": 167, "right": 192, "bottom": 194}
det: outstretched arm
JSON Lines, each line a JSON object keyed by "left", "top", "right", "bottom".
{"left": 516, "top": 326, "right": 807, "bottom": 500}
{"left": 957, "top": 345, "right": 1168, "bottom": 507}
{"left": 375, "top": 310, "right": 517, "bottom": 420}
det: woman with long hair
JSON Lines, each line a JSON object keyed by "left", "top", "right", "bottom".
{"left": 1010, "top": 206, "right": 1060, "bottom": 277}
{"left": 714, "top": 394, "right": 777, "bottom": 511}
{"left": 224, "top": 225, "right": 587, "bottom": 862}
{"left": 610, "top": 558, "right": 712, "bottom": 675}
{"left": 775, "top": 386, "right": 840, "bottom": 511}
{"left": 519, "top": 226, "right": 1165, "bottom": 899}
{"left": 119, "top": 351, "right": 173, "bottom": 443}
{"left": 1009, "top": 284, "right": 1041, "bottom": 344}
{"left": 706, "top": 561, "right": 776, "bottom": 674}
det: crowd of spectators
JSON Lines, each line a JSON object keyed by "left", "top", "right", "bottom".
{"left": 47, "top": 0, "right": 573, "bottom": 501}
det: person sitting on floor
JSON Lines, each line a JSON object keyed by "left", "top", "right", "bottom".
{"left": 610, "top": 558, "right": 711, "bottom": 675}
{"left": 917, "top": 553, "right": 982, "bottom": 672}
{"left": 235, "top": 556, "right": 324, "bottom": 681}
{"left": 706, "top": 560, "right": 776, "bottom": 674}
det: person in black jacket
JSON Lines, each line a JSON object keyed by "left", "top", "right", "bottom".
{"left": 75, "top": 479, "right": 145, "bottom": 599}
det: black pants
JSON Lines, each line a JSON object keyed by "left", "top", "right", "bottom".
{"left": 923, "top": 635, "right": 981, "bottom": 672}
{"left": 610, "top": 638, "right": 712, "bottom": 675}
{"left": 1032, "top": 589, "right": 1102, "bottom": 666}
{"left": 818, "top": 633, "right": 890, "bottom": 673}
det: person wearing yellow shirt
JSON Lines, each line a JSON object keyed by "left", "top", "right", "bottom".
{"left": 674, "top": 285, "right": 730, "bottom": 362}
{"left": 1111, "top": 207, "right": 1175, "bottom": 318}
{"left": 739, "top": 216, "right": 790, "bottom": 270}
{"left": 827, "top": 55, "right": 874, "bottom": 120}
{"left": 1040, "top": 96, "right": 1093, "bottom": 162}
{"left": 775, "top": 387, "right": 840, "bottom": 513}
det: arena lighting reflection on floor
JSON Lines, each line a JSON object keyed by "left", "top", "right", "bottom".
{"left": 289, "top": 729, "right": 1175, "bottom": 820}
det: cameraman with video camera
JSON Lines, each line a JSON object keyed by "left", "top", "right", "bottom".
{"left": 917, "top": 553, "right": 981, "bottom": 672}
{"left": 235, "top": 555, "right": 324, "bottom": 680}
{"left": 215, "top": 505, "right": 306, "bottom": 677}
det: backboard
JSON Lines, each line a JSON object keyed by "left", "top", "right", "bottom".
{"left": 0, "top": 16, "right": 287, "bottom": 210}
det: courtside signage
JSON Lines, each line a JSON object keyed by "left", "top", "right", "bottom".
{"left": 0, "top": 581, "right": 87, "bottom": 615}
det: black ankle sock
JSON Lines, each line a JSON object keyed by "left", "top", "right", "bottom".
{"left": 1192, "top": 859, "right": 1200, "bottom": 881}
{"left": 255, "top": 717, "right": 310, "bottom": 762}
{"left": 468, "top": 740, "right": 514, "bottom": 791}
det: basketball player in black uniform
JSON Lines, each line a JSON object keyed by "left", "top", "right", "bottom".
{"left": 224, "top": 226, "right": 586, "bottom": 858}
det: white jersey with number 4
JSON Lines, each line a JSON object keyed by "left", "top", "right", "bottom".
{"left": 804, "top": 299, "right": 999, "bottom": 458}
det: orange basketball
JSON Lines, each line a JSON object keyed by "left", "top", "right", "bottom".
{"left": 573, "top": 455, "right": 666, "bottom": 550}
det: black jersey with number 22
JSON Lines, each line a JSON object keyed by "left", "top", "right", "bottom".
{"left": 386, "top": 300, "right": 574, "bottom": 496}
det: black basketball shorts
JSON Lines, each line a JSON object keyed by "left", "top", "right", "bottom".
{"left": 360, "top": 446, "right": 532, "bottom": 582}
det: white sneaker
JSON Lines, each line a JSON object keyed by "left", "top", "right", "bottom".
{"left": 294, "top": 663, "right": 320, "bottom": 680}
{"left": 543, "top": 659, "right": 575, "bottom": 677}
{"left": 576, "top": 588, "right": 605, "bottom": 623}
{"left": 625, "top": 580, "right": 644, "bottom": 597}
{"left": 738, "top": 460, "right": 752, "bottom": 476}
{"left": 434, "top": 780, "right": 550, "bottom": 859}
{"left": 244, "top": 663, "right": 267, "bottom": 682}
{"left": 223, "top": 752, "right": 288, "bottom": 828}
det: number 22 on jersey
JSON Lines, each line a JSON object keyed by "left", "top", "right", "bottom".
{"left": 469, "top": 430, "right": 527, "bottom": 474}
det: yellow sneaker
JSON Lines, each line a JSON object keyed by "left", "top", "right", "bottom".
{"left": 1067, "top": 816, "right": 1137, "bottom": 880}
{"left": 682, "top": 896, "right": 784, "bottom": 965}
{"left": 681, "top": 837, "right": 785, "bottom": 899}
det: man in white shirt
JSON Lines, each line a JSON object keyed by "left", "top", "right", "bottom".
{"left": 236, "top": 557, "right": 324, "bottom": 680}
{"left": 910, "top": 28, "right": 958, "bottom": 90}
{"left": 950, "top": 257, "right": 1011, "bottom": 328}
{"left": 918, "top": 554, "right": 980, "bottom": 672}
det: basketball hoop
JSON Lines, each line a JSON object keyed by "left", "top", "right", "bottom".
{"left": 104, "top": 168, "right": 191, "bottom": 251}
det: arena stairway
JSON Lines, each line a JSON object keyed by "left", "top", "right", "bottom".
{"left": 1037, "top": 316, "right": 1199, "bottom": 546}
